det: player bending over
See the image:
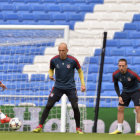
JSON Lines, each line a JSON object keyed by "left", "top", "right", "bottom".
{"left": 0, "top": 82, "right": 11, "bottom": 124}
{"left": 109, "top": 59, "right": 140, "bottom": 135}
{"left": 33, "top": 42, "right": 86, "bottom": 134}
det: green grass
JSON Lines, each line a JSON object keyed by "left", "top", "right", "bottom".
{"left": 0, "top": 132, "right": 140, "bottom": 140}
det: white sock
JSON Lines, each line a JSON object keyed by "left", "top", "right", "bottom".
{"left": 137, "top": 123, "right": 140, "bottom": 131}
{"left": 0, "top": 112, "right": 6, "bottom": 119}
{"left": 118, "top": 123, "right": 123, "bottom": 132}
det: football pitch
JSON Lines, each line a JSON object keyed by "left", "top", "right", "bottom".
{"left": 0, "top": 132, "right": 140, "bottom": 140}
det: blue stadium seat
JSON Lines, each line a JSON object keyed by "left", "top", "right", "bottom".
{"left": 114, "top": 32, "right": 128, "bottom": 39}
{"left": 16, "top": 90, "right": 32, "bottom": 95}
{"left": 3, "top": 47, "right": 44, "bottom": 55}
{"left": 16, "top": 82, "right": 33, "bottom": 91}
{"left": 4, "top": 82, "right": 16, "bottom": 90}
{"left": 18, "top": 56, "right": 34, "bottom": 63}
{"left": 30, "top": 74, "right": 46, "bottom": 81}
{"left": 94, "top": 49, "right": 101, "bottom": 56}
{"left": 35, "top": 90, "right": 49, "bottom": 95}
{"left": 2, "top": 89, "right": 17, "bottom": 95}
{"left": 68, "top": 13, "right": 84, "bottom": 21}
{"left": 29, "top": 5, "right": 46, "bottom": 12}
{"left": 19, "top": 14, "right": 34, "bottom": 21}
{"left": 0, "top": 14, "right": 4, "bottom": 20}
{"left": 83, "top": 56, "right": 100, "bottom": 64}
{"left": 0, "top": 64, "right": 23, "bottom": 73}
{"left": 129, "top": 65, "right": 140, "bottom": 74}
{"left": 0, "top": 48, "right": 16, "bottom": 54}
{"left": 104, "top": 57, "right": 115, "bottom": 64}
{"left": 41, "top": 0, "right": 57, "bottom": 3}
{"left": 0, "top": 73, "right": 28, "bottom": 81}
{"left": 88, "top": 64, "right": 99, "bottom": 73}
{"left": 10, "top": 0, "right": 24, "bottom": 2}
{"left": 61, "top": 5, "right": 79, "bottom": 13}
{"left": 86, "top": 82, "right": 96, "bottom": 91}
{"left": 0, "top": 55, "right": 33, "bottom": 64}
{"left": 69, "top": 0, "right": 87, "bottom": 3}
{"left": 85, "top": 0, "right": 103, "bottom": 3}
{"left": 78, "top": 4, "right": 94, "bottom": 12}
{"left": 31, "top": 81, "right": 49, "bottom": 91}
{"left": 106, "top": 40, "right": 119, "bottom": 47}
{"left": 133, "top": 57, "right": 140, "bottom": 64}
{"left": 52, "top": 13, "right": 67, "bottom": 21}
{"left": 15, "top": 74, "right": 28, "bottom": 81}
{"left": 101, "top": 91, "right": 116, "bottom": 96}
{"left": 106, "top": 98, "right": 111, "bottom": 103}
{"left": 135, "top": 23, "right": 140, "bottom": 31}
{"left": 88, "top": 98, "right": 94, "bottom": 104}
{"left": 102, "top": 74, "right": 112, "bottom": 82}
{"left": 15, "top": 5, "right": 32, "bottom": 12}
{"left": 34, "top": 14, "right": 51, "bottom": 22}
{"left": 110, "top": 48, "right": 125, "bottom": 56}
{"left": 103, "top": 65, "right": 117, "bottom": 74}
{"left": 86, "top": 103, "right": 94, "bottom": 107}
{"left": 0, "top": 55, "right": 10, "bottom": 63}
{"left": 86, "top": 91, "right": 96, "bottom": 96}
{"left": 53, "top": 21, "right": 69, "bottom": 27}
{"left": 0, "top": 48, "right": 11, "bottom": 54}
{"left": 126, "top": 48, "right": 140, "bottom": 56}
{"left": 24, "top": 0, "right": 41, "bottom": 3}
{"left": 47, "top": 5, "right": 61, "bottom": 12}
{"left": 124, "top": 23, "right": 137, "bottom": 31}
{"left": 90, "top": 56, "right": 100, "bottom": 64}
{"left": 133, "top": 14, "right": 140, "bottom": 22}
{"left": 134, "top": 40, "right": 140, "bottom": 48}
{"left": 0, "top": 97, "right": 16, "bottom": 106}
{"left": 0, "top": 0, "right": 11, "bottom": 2}
{"left": 87, "top": 73, "right": 97, "bottom": 82}
{"left": 101, "top": 82, "right": 114, "bottom": 91}
{"left": 119, "top": 39, "right": 133, "bottom": 47}
{"left": 100, "top": 101, "right": 117, "bottom": 108}
{"left": 128, "top": 32, "right": 140, "bottom": 39}
{"left": 0, "top": 4, "right": 16, "bottom": 11}
{"left": 83, "top": 57, "right": 90, "bottom": 64}
{"left": 99, "top": 102, "right": 108, "bottom": 107}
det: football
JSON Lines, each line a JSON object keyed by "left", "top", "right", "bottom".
{"left": 9, "top": 118, "right": 22, "bottom": 130}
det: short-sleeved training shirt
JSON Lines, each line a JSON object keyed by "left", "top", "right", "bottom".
{"left": 50, "top": 55, "right": 81, "bottom": 89}
{"left": 113, "top": 68, "right": 140, "bottom": 93}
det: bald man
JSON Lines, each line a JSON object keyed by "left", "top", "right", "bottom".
{"left": 33, "top": 43, "right": 86, "bottom": 134}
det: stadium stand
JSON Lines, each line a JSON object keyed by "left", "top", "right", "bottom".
{"left": 0, "top": 0, "right": 140, "bottom": 107}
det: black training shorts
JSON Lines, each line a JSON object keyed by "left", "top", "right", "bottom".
{"left": 119, "top": 90, "right": 140, "bottom": 107}
{"left": 48, "top": 87, "right": 78, "bottom": 102}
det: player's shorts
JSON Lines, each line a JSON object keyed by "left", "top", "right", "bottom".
{"left": 48, "top": 87, "right": 78, "bottom": 102}
{"left": 119, "top": 90, "right": 140, "bottom": 106}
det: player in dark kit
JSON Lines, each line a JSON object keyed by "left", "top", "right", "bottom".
{"left": 33, "top": 42, "right": 86, "bottom": 134}
{"left": 109, "top": 59, "right": 140, "bottom": 135}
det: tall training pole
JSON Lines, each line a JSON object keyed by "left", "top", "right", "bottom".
{"left": 93, "top": 32, "right": 107, "bottom": 132}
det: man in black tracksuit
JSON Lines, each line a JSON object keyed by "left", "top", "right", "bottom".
{"left": 109, "top": 59, "right": 140, "bottom": 135}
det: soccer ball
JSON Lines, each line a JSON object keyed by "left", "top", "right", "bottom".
{"left": 9, "top": 118, "right": 22, "bottom": 130}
